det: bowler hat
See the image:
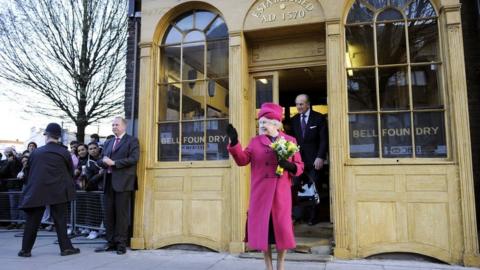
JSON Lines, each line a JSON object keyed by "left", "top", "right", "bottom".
{"left": 43, "top": 122, "right": 62, "bottom": 138}
{"left": 257, "top": 103, "right": 283, "bottom": 121}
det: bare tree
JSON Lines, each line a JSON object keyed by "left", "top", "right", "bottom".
{"left": 0, "top": 0, "right": 127, "bottom": 142}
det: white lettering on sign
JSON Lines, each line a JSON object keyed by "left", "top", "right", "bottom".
{"left": 352, "top": 127, "right": 441, "bottom": 139}
{"left": 161, "top": 135, "right": 228, "bottom": 145}
{"left": 250, "top": 0, "right": 315, "bottom": 24}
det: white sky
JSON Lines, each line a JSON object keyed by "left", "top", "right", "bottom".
{"left": 0, "top": 80, "right": 113, "bottom": 142}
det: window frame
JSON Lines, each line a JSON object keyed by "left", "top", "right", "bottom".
{"left": 344, "top": 0, "right": 451, "bottom": 162}
{"left": 156, "top": 10, "right": 230, "bottom": 165}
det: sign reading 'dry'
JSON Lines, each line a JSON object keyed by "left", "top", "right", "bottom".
{"left": 244, "top": 0, "right": 324, "bottom": 30}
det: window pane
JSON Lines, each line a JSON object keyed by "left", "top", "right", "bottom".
{"left": 164, "top": 26, "right": 182, "bottom": 45}
{"left": 381, "top": 112, "right": 412, "bottom": 158}
{"left": 256, "top": 77, "right": 273, "bottom": 109}
{"left": 182, "top": 121, "right": 205, "bottom": 161}
{"left": 207, "top": 39, "right": 229, "bottom": 79}
{"left": 347, "top": 69, "right": 377, "bottom": 112}
{"left": 406, "top": 0, "right": 436, "bottom": 19}
{"left": 176, "top": 12, "right": 194, "bottom": 31}
{"left": 349, "top": 114, "right": 379, "bottom": 158}
{"left": 346, "top": 24, "right": 375, "bottom": 67}
{"left": 412, "top": 65, "right": 442, "bottom": 109}
{"left": 391, "top": 0, "right": 409, "bottom": 9}
{"left": 408, "top": 19, "right": 439, "bottom": 62}
{"left": 367, "top": 0, "right": 388, "bottom": 9}
{"left": 159, "top": 84, "right": 181, "bottom": 121}
{"left": 195, "top": 11, "right": 216, "bottom": 31}
{"left": 162, "top": 46, "right": 181, "bottom": 83}
{"left": 206, "top": 17, "right": 228, "bottom": 40}
{"left": 182, "top": 42, "right": 205, "bottom": 81}
{"left": 158, "top": 123, "right": 180, "bottom": 161}
{"left": 346, "top": 1, "right": 374, "bottom": 23}
{"left": 207, "top": 79, "right": 229, "bottom": 118}
{"left": 414, "top": 112, "right": 446, "bottom": 157}
{"left": 182, "top": 81, "right": 205, "bottom": 120}
{"left": 206, "top": 119, "right": 229, "bottom": 160}
{"left": 379, "top": 67, "right": 409, "bottom": 110}
{"left": 184, "top": 30, "right": 205, "bottom": 43}
{"left": 376, "top": 21, "right": 407, "bottom": 64}
{"left": 377, "top": 8, "right": 403, "bottom": 21}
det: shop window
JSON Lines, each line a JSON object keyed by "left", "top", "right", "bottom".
{"left": 158, "top": 10, "right": 229, "bottom": 162}
{"left": 346, "top": 0, "right": 446, "bottom": 158}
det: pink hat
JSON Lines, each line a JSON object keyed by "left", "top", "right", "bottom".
{"left": 258, "top": 103, "right": 283, "bottom": 121}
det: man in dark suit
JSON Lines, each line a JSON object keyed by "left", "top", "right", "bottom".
{"left": 18, "top": 122, "right": 80, "bottom": 257}
{"left": 291, "top": 94, "right": 328, "bottom": 225}
{"left": 95, "top": 117, "right": 139, "bottom": 255}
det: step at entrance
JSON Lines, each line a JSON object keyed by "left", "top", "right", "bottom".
{"left": 240, "top": 222, "right": 333, "bottom": 261}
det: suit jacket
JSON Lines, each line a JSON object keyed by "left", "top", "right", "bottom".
{"left": 291, "top": 110, "right": 328, "bottom": 169}
{"left": 100, "top": 134, "right": 139, "bottom": 192}
{"left": 21, "top": 142, "right": 75, "bottom": 209}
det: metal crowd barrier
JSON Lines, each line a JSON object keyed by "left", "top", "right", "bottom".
{"left": 0, "top": 179, "right": 105, "bottom": 235}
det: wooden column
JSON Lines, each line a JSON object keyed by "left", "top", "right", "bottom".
{"left": 228, "top": 32, "right": 249, "bottom": 253}
{"left": 131, "top": 42, "right": 154, "bottom": 250}
{"left": 442, "top": 5, "right": 480, "bottom": 266}
{"left": 326, "top": 20, "right": 350, "bottom": 259}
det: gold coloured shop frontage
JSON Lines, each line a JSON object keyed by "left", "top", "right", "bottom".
{"left": 132, "top": 0, "right": 480, "bottom": 266}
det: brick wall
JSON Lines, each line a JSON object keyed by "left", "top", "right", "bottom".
{"left": 124, "top": 5, "right": 141, "bottom": 136}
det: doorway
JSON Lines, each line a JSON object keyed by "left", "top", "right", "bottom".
{"left": 250, "top": 65, "right": 332, "bottom": 255}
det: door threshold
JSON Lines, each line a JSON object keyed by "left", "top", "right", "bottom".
{"left": 238, "top": 252, "right": 333, "bottom": 262}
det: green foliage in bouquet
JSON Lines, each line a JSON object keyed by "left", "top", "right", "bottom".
{"left": 270, "top": 137, "right": 300, "bottom": 176}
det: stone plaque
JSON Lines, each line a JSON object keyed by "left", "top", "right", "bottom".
{"left": 244, "top": 0, "right": 325, "bottom": 30}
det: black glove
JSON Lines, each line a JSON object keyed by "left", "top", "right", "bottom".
{"left": 278, "top": 160, "right": 297, "bottom": 174}
{"left": 226, "top": 124, "right": 238, "bottom": 146}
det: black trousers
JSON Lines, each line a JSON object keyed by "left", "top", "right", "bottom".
{"left": 21, "top": 203, "right": 73, "bottom": 252}
{"left": 104, "top": 174, "right": 131, "bottom": 247}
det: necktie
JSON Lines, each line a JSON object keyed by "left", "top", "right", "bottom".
{"left": 107, "top": 138, "right": 120, "bottom": 174}
{"left": 112, "top": 137, "right": 120, "bottom": 152}
{"left": 301, "top": 114, "right": 307, "bottom": 137}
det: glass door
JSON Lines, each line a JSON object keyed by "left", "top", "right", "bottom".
{"left": 250, "top": 72, "right": 279, "bottom": 136}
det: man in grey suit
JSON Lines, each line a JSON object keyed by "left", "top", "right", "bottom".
{"left": 95, "top": 117, "right": 139, "bottom": 255}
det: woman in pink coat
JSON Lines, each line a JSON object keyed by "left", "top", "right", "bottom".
{"left": 227, "top": 103, "right": 304, "bottom": 270}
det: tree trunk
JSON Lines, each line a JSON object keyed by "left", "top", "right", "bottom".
{"left": 76, "top": 123, "right": 86, "bottom": 143}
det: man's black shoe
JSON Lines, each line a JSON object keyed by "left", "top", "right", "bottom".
{"left": 116, "top": 246, "right": 126, "bottom": 255}
{"left": 60, "top": 248, "right": 80, "bottom": 256}
{"left": 94, "top": 244, "right": 116, "bottom": 252}
{"left": 17, "top": 250, "right": 31, "bottom": 257}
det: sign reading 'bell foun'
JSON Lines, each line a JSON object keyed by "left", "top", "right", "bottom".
{"left": 244, "top": 0, "right": 324, "bottom": 30}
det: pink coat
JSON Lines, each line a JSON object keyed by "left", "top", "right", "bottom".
{"left": 228, "top": 132, "right": 304, "bottom": 251}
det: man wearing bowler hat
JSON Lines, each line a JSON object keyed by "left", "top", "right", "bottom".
{"left": 18, "top": 122, "right": 80, "bottom": 257}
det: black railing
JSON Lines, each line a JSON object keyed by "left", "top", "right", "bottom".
{"left": 0, "top": 178, "right": 105, "bottom": 234}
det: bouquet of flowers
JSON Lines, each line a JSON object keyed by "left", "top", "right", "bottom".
{"left": 270, "top": 136, "right": 300, "bottom": 176}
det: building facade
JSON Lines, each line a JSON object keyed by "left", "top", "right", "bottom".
{"left": 127, "top": 0, "right": 480, "bottom": 266}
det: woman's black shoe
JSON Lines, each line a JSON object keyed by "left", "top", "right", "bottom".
{"left": 60, "top": 248, "right": 80, "bottom": 256}
{"left": 18, "top": 250, "right": 31, "bottom": 257}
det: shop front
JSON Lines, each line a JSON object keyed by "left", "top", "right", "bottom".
{"left": 132, "top": 0, "right": 480, "bottom": 266}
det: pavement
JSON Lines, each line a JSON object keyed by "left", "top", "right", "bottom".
{"left": 0, "top": 229, "right": 479, "bottom": 270}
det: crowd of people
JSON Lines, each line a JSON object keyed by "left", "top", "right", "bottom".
{"left": 5, "top": 117, "right": 139, "bottom": 257}
{"left": 0, "top": 134, "right": 108, "bottom": 239}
